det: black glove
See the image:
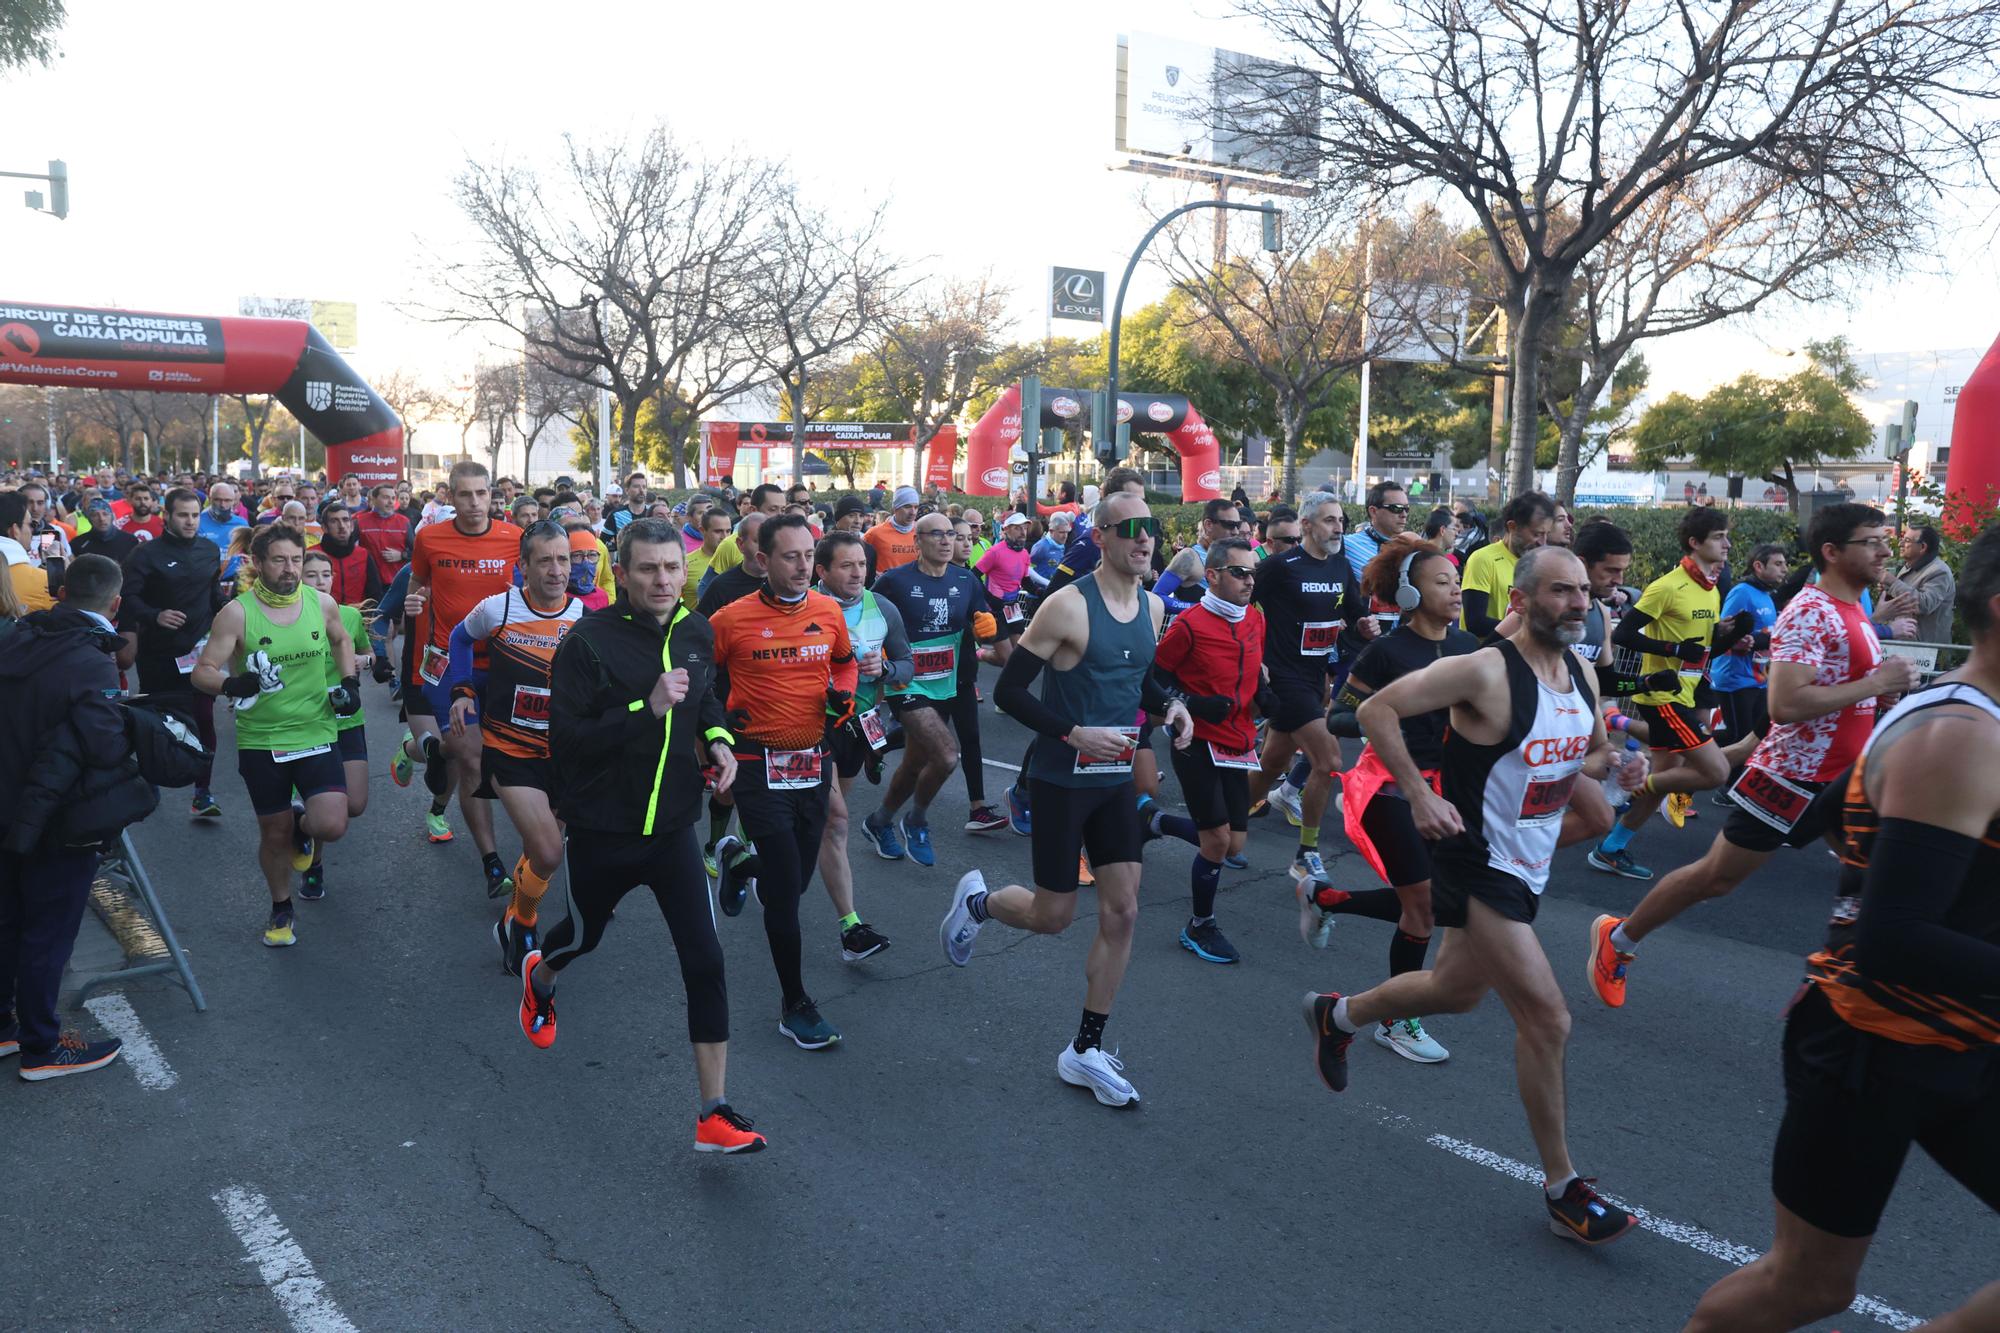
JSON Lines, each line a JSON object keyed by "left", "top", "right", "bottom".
{"left": 1184, "top": 693, "right": 1232, "bottom": 724}
{"left": 825, "top": 687, "right": 856, "bottom": 729}
{"left": 1253, "top": 684, "right": 1278, "bottom": 718}
{"left": 221, "top": 670, "right": 263, "bottom": 700}
{"left": 727, "top": 706, "right": 752, "bottom": 734}
{"left": 1720, "top": 609, "right": 1757, "bottom": 652}
{"left": 1639, "top": 668, "right": 1681, "bottom": 693}
{"left": 1674, "top": 638, "right": 1707, "bottom": 664}
{"left": 328, "top": 676, "right": 362, "bottom": 718}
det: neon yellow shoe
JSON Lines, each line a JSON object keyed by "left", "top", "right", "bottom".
{"left": 1664, "top": 792, "right": 1692, "bottom": 829}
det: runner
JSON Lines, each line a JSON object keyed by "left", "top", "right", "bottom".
{"left": 193, "top": 525, "right": 360, "bottom": 947}
{"left": 442, "top": 522, "right": 586, "bottom": 975}
{"left": 862, "top": 486, "right": 921, "bottom": 577}
{"left": 860, "top": 511, "right": 996, "bottom": 866}
{"left": 707, "top": 514, "right": 859, "bottom": 1051}
{"left": 1302, "top": 545, "right": 1649, "bottom": 1244}
{"left": 522, "top": 519, "right": 766, "bottom": 1152}
{"left": 941, "top": 492, "right": 1194, "bottom": 1107}
{"left": 118, "top": 487, "right": 226, "bottom": 816}
{"left": 1587, "top": 507, "right": 1756, "bottom": 879}
{"left": 812, "top": 530, "right": 908, "bottom": 961}
{"left": 402, "top": 461, "right": 522, "bottom": 885}
{"left": 1248, "top": 490, "right": 1379, "bottom": 881}
{"left": 973, "top": 511, "right": 1032, "bottom": 668}
{"left": 1681, "top": 524, "right": 2000, "bottom": 1331}
{"left": 1587, "top": 504, "right": 1917, "bottom": 1005}
{"left": 1457, "top": 492, "right": 1554, "bottom": 636}
{"left": 1710, "top": 542, "right": 1789, "bottom": 796}
{"left": 1151, "top": 537, "right": 1264, "bottom": 964}
{"left": 298, "top": 549, "right": 373, "bottom": 902}
{"left": 1302, "top": 535, "right": 1480, "bottom": 1063}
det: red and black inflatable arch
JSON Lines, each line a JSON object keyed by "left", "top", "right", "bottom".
{"left": 0, "top": 300, "right": 403, "bottom": 485}
{"left": 963, "top": 383, "right": 1222, "bottom": 501}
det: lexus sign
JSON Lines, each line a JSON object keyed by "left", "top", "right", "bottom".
{"left": 1050, "top": 266, "right": 1105, "bottom": 324}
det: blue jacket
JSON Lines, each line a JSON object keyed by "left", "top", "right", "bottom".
{"left": 1712, "top": 579, "right": 1776, "bottom": 693}
{"left": 198, "top": 510, "right": 247, "bottom": 553}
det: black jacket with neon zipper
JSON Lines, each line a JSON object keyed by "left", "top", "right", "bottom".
{"left": 549, "top": 596, "right": 734, "bottom": 835}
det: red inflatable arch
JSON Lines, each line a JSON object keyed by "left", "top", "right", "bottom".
{"left": 1947, "top": 331, "right": 2000, "bottom": 537}
{"left": 963, "top": 383, "right": 1221, "bottom": 501}
{"left": 0, "top": 300, "right": 403, "bottom": 485}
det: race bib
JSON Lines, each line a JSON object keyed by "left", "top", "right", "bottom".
{"left": 764, "top": 748, "right": 824, "bottom": 790}
{"left": 1073, "top": 725, "right": 1141, "bottom": 776}
{"left": 1518, "top": 773, "right": 1578, "bottom": 827}
{"left": 1729, "top": 766, "right": 1814, "bottom": 833}
{"left": 1003, "top": 600, "right": 1025, "bottom": 624}
{"left": 420, "top": 643, "right": 450, "bottom": 686}
{"left": 858, "top": 706, "right": 889, "bottom": 752}
{"left": 1207, "top": 742, "right": 1260, "bottom": 770}
{"left": 272, "top": 744, "right": 332, "bottom": 763}
{"left": 511, "top": 684, "right": 551, "bottom": 730}
{"left": 912, "top": 645, "right": 956, "bottom": 683}
{"left": 175, "top": 635, "right": 209, "bottom": 675}
{"left": 1299, "top": 620, "right": 1343, "bottom": 654}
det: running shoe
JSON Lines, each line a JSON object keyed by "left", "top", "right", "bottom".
{"left": 1222, "top": 852, "right": 1249, "bottom": 870}
{"left": 901, "top": 818, "right": 935, "bottom": 867}
{"left": 779, "top": 998, "right": 841, "bottom": 1050}
{"left": 288, "top": 803, "right": 315, "bottom": 872}
{"left": 494, "top": 910, "right": 537, "bottom": 978}
{"left": 1545, "top": 1177, "right": 1638, "bottom": 1246}
{"left": 0, "top": 1019, "right": 18, "bottom": 1059}
{"left": 1296, "top": 879, "right": 1337, "bottom": 949}
{"left": 1587, "top": 913, "right": 1634, "bottom": 1008}
{"left": 1247, "top": 797, "right": 1271, "bottom": 820}
{"left": 1179, "top": 919, "right": 1239, "bottom": 964}
{"left": 840, "top": 921, "right": 892, "bottom": 962}
{"left": 17, "top": 1033, "right": 122, "bottom": 1082}
{"left": 715, "top": 835, "right": 755, "bottom": 917}
{"left": 391, "top": 731, "right": 415, "bottom": 787}
{"left": 864, "top": 754, "right": 884, "bottom": 785}
{"left": 1374, "top": 1018, "right": 1449, "bottom": 1064}
{"left": 965, "top": 804, "right": 1009, "bottom": 834}
{"left": 1301, "top": 991, "right": 1354, "bottom": 1092}
{"left": 941, "top": 869, "right": 986, "bottom": 966}
{"left": 1057, "top": 1043, "right": 1139, "bottom": 1107}
{"left": 703, "top": 841, "right": 720, "bottom": 880}
{"left": 695, "top": 1104, "right": 768, "bottom": 1154}
{"left": 1712, "top": 789, "right": 1738, "bottom": 808}
{"left": 298, "top": 863, "right": 326, "bottom": 902}
{"left": 263, "top": 903, "right": 297, "bottom": 948}
{"left": 1076, "top": 854, "right": 1095, "bottom": 887}
{"left": 1006, "top": 784, "right": 1032, "bottom": 837}
{"left": 483, "top": 855, "right": 513, "bottom": 900}
{"left": 421, "top": 733, "right": 448, "bottom": 798}
{"left": 518, "top": 951, "right": 556, "bottom": 1049}
{"left": 1662, "top": 791, "right": 1692, "bottom": 828}
{"left": 1291, "top": 849, "right": 1326, "bottom": 883}
{"left": 1585, "top": 846, "right": 1653, "bottom": 880}
{"left": 1136, "top": 794, "right": 1162, "bottom": 842}
{"left": 425, "top": 811, "right": 454, "bottom": 844}
{"left": 1271, "top": 781, "right": 1305, "bottom": 828}
{"left": 190, "top": 789, "right": 221, "bottom": 818}
{"left": 859, "top": 814, "right": 906, "bottom": 861}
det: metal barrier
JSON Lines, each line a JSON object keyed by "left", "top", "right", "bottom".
{"left": 71, "top": 829, "right": 207, "bottom": 1012}
{"left": 1882, "top": 638, "right": 1970, "bottom": 686}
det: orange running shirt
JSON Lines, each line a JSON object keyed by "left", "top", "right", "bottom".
{"left": 863, "top": 520, "right": 919, "bottom": 575}
{"left": 458, "top": 587, "right": 585, "bottom": 760}
{"left": 708, "top": 588, "right": 859, "bottom": 750}
{"left": 412, "top": 518, "right": 522, "bottom": 655}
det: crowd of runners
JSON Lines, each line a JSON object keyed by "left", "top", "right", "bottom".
{"left": 1, "top": 459, "right": 1993, "bottom": 1330}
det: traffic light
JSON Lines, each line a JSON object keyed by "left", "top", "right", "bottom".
{"left": 1261, "top": 202, "right": 1283, "bottom": 253}
{"left": 47, "top": 160, "right": 67, "bottom": 219}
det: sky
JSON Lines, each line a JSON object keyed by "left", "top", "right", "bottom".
{"left": 5, "top": 0, "right": 1997, "bottom": 418}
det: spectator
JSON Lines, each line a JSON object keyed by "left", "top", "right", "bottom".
{"left": 0, "top": 492, "right": 53, "bottom": 612}
{"left": 868, "top": 479, "right": 889, "bottom": 511}
{"left": 1231, "top": 483, "right": 1252, "bottom": 509}
{"left": 1343, "top": 480, "right": 1410, "bottom": 580}
{"left": 1885, "top": 524, "right": 1957, "bottom": 644}
{"left": 73, "top": 497, "right": 138, "bottom": 565}
{"left": 315, "top": 503, "right": 379, "bottom": 606}
{"left": 120, "top": 486, "right": 226, "bottom": 809}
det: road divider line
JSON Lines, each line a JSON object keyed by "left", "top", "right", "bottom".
{"left": 213, "top": 1186, "right": 359, "bottom": 1333}
{"left": 982, "top": 758, "right": 1022, "bottom": 773}
{"left": 81, "top": 993, "right": 176, "bottom": 1090}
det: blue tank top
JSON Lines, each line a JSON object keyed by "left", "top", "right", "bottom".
{"left": 1028, "top": 572, "right": 1157, "bottom": 788}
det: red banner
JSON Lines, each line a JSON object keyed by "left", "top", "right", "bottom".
{"left": 701, "top": 420, "right": 955, "bottom": 490}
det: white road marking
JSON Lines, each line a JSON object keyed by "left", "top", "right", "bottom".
{"left": 81, "top": 993, "right": 177, "bottom": 1090}
{"left": 213, "top": 1187, "right": 359, "bottom": 1333}
{"left": 1422, "top": 1132, "right": 1921, "bottom": 1330}
{"left": 981, "top": 758, "right": 1022, "bottom": 773}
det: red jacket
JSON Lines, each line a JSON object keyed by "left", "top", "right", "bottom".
{"left": 354, "top": 508, "right": 413, "bottom": 584}
{"left": 318, "top": 538, "right": 376, "bottom": 607}
{"left": 1154, "top": 600, "right": 1265, "bottom": 750}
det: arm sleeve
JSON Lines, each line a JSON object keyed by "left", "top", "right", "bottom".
{"left": 1852, "top": 819, "right": 2000, "bottom": 996}
{"left": 994, "top": 645, "right": 1076, "bottom": 740}
{"left": 1460, "top": 588, "right": 1499, "bottom": 637}
{"left": 444, "top": 622, "right": 478, "bottom": 698}
{"left": 1612, "top": 605, "right": 1682, "bottom": 658}
{"left": 874, "top": 597, "right": 915, "bottom": 691}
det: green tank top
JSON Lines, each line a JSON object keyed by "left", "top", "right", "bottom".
{"left": 232, "top": 587, "right": 338, "bottom": 752}
{"left": 328, "top": 603, "right": 366, "bottom": 732}
{"left": 844, "top": 590, "right": 890, "bottom": 709}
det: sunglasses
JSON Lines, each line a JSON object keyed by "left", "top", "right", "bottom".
{"left": 1221, "top": 565, "right": 1257, "bottom": 580}
{"left": 1105, "top": 516, "right": 1162, "bottom": 540}
{"left": 1375, "top": 503, "right": 1410, "bottom": 515}
{"left": 1265, "top": 533, "right": 1299, "bottom": 546}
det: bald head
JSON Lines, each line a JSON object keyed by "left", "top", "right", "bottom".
{"left": 1097, "top": 490, "right": 1149, "bottom": 527}
{"left": 1513, "top": 544, "right": 1584, "bottom": 595}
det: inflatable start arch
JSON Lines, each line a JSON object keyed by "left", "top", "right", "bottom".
{"left": 1948, "top": 331, "right": 2000, "bottom": 537}
{"left": 962, "top": 383, "right": 1221, "bottom": 501}
{"left": 0, "top": 300, "right": 402, "bottom": 484}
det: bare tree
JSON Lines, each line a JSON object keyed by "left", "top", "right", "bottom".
{"left": 520, "top": 349, "right": 593, "bottom": 482}
{"left": 433, "top": 125, "right": 777, "bottom": 479}
{"left": 83, "top": 390, "right": 146, "bottom": 475}
{"left": 867, "top": 274, "right": 1012, "bottom": 487}
{"left": 1240, "top": 0, "right": 2000, "bottom": 497}
{"left": 468, "top": 361, "right": 521, "bottom": 480}
{"left": 376, "top": 369, "right": 454, "bottom": 469}
{"left": 746, "top": 184, "right": 902, "bottom": 485}
{"left": 228, "top": 393, "right": 278, "bottom": 481}
{"left": 648, "top": 329, "right": 767, "bottom": 488}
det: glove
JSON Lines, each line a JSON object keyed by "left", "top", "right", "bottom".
{"left": 825, "top": 687, "right": 856, "bottom": 729}
{"left": 220, "top": 670, "right": 263, "bottom": 700}
{"left": 225, "top": 650, "right": 285, "bottom": 707}
{"left": 727, "top": 706, "right": 752, "bottom": 734}
{"left": 1639, "top": 668, "right": 1681, "bottom": 693}
{"left": 1253, "top": 684, "right": 1278, "bottom": 719}
{"left": 1720, "top": 609, "right": 1757, "bottom": 652}
{"left": 1674, "top": 638, "right": 1707, "bottom": 664}
{"left": 970, "top": 611, "right": 998, "bottom": 644}
{"left": 1184, "top": 693, "right": 1232, "bottom": 724}
{"left": 328, "top": 676, "right": 362, "bottom": 718}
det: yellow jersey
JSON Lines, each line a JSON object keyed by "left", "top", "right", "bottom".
{"left": 1458, "top": 540, "right": 1517, "bottom": 632}
{"left": 1632, "top": 558, "right": 1720, "bottom": 708}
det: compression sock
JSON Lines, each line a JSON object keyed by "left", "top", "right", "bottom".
{"left": 1287, "top": 754, "right": 1312, "bottom": 788}
{"left": 1389, "top": 929, "right": 1431, "bottom": 978}
{"left": 1609, "top": 923, "right": 1638, "bottom": 954}
{"left": 509, "top": 857, "right": 550, "bottom": 927}
{"left": 708, "top": 797, "right": 732, "bottom": 848}
{"left": 839, "top": 911, "right": 861, "bottom": 931}
{"left": 1313, "top": 884, "right": 1403, "bottom": 923}
{"left": 966, "top": 890, "right": 990, "bottom": 923}
{"left": 1297, "top": 826, "right": 1320, "bottom": 859}
{"left": 1074, "top": 1008, "right": 1109, "bottom": 1054}
{"left": 1191, "top": 855, "right": 1223, "bottom": 919}
{"left": 1330, "top": 995, "right": 1358, "bottom": 1035}
{"left": 1158, "top": 811, "right": 1200, "bottom": 845}
{"left": 1600, "top": 823, "right": 1637, "bottom": 854}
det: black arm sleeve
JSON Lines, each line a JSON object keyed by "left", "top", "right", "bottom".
{"left": 1611, "top": 606, "right": 1684, "bottom": 659}
{"left": 1460, "top": 589, "right": 1498, "bottom": 637}
{"left": 1139, "top": 668, "right": 1176, "bottom": 715}
{"left": 994, "top": 645, "right": 1076, "bottom": 740}
{"left": 1853, "top": 819, "right": 2000, "bottom": 996}
{"left": 1328, "top": 678, "right": 1367, "bottom": 738}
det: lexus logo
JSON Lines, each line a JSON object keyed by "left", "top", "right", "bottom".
{"left": 1062, "top": 274, "right": 1095, "bottom": 302}
{"left": 1166, "top": 65, "right": 1181, "bottom": 87}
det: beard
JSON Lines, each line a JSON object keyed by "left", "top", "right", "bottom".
{"left": 1529, "top": 610, "right": 1586, "bottom": 647}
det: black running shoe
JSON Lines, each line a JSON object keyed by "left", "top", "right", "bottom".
{"left": 1179, "top": 918, "right": 1239, "bottom": 964}
{"left": 1300, "top": 991, "right": 1353, "bottom": 1092}
{"left": 840, "top": 921, "right": 892, "bottom": 962}
{"left": 421, "top": 733, "right": 448, "bottom": 798}
{"left": 298, "top": 863, "right": 326, "bottom": 901}
{"left": 494, "top": 910, "right": 537, "bottom": 977}
{"left": 1545, "top": 1177, "right": 1639, "bottom": 1246}
{"left": 716, "top": 835, "right": 756, "bottom": 917}
{"left": 483, "top": 854, "right": 513, "bottom": 900}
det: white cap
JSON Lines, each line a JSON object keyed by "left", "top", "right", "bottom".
{"left": 999, "top": 511, "right": 1028, "bottom": 529}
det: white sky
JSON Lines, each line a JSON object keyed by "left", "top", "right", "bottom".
{"left": 5, "top": 0, "right": 1997, "bottom": 411}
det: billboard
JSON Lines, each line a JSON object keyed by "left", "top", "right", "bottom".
{"left": 1050, "top": 267, "right": 1105, "bottom": 323}
{"left": 1118, "top": 31, "right": 1318, "bottom": 182}
{"left": 238, "top": 297, "right": 359, "bottom": 350}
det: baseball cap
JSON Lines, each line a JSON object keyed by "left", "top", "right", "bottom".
{"left": 999, "top": 511, "right": 1028, "bottom": 529}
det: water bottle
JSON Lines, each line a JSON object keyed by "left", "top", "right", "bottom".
{"left": 1602, "top": 737, "right": 1641, "bottom": 805}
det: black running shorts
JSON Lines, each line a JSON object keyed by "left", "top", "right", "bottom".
{"left": 1028, "top": 777, "right": 1143, "bottom": 893}
{"left": 1265, "top": 668, "right": 1329, "bottom": 735}
{"left": 1360, "top": 791, "right": 1432, "bottom": 887}
{"left": 482, "top": 748, "right": 553, "bottom": 794}
{"left": 336, "top": 727, "right": 367, "bottom": 764}
{"left": 1169, "top": 742, "right": 1251, "bottom": 833}
{"left": 1721, "top": 774, "right": 1837, "bottom": 855}
{"left": 1772, "top": 984, "right": 2000, "bottom": 1237}
{"left": 1635, "top": 700, "right": 1710, "bottom": 753}
{"left": 236, "top": 745, "right": 346, "bottom": 818}
{"left": 1428, "top": 850, "right": 1539, "bottom": 928}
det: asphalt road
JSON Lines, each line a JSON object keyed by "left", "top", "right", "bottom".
{"left": 6, "top": 666, "right": 1990, "bottom": 1332}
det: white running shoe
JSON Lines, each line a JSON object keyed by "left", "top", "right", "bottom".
{"left": 1057, "top": 1043, "right": 1139, "bottom": 1106}
{"left": 1270, "top": 781, "right": 1305, "bottom": 827}
{"left": 940, "top": 869, "right": 986, "bottom": 967}
{"left": 1295, "top": 877, "right": 1336, "bottom": 949}
{"left": 1291, "top": 850, "right": 1327, "bottom": 883}
{"left": 1373, "top": 1018, "right": 1449, "bottom": 1064}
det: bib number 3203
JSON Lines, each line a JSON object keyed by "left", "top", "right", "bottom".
{"left": 765, "top": 748, "right": 824, "bottom": 790}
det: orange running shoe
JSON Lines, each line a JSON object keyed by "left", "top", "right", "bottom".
{"left": 1077, "top": 854, "right": 1095, "bottom": 887}
{"left": 518, "top": 950, "right": 557, "bottom": 1048}
{"left": 1587, "top": 914, "right": 1633, "bottom": 1008}
{"left": 695, "top": 1104, "right": 768, "bottom": 1154}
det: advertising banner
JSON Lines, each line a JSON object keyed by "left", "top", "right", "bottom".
{"left": 963, "top": 385, "right": 1221, "bottom": 500}
{"left": 1120, "top": 31, "right": 1319, "bottom": 182}
{"left": 699, "top": 420, "right": 955, "bottom": 489}
{"left": 1050, "top": 268, "right": 1106, "bottom": 324}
